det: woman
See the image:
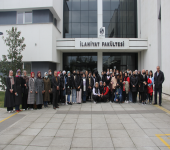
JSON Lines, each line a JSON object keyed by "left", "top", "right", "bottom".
{"left": 35, "top": 71, "right": 44, "bottom": 109}
{"left": 65, "top": 71, "right": 73, "bottom": 105}
{"left": 43, "top": 72, "right": 51, "bottom": 108}
{"left": 81, "top": 73, "right": 87, "bottom": 103}
{"left": 119, "top": 71, "right": 123, "bottom": 89}
{"left": 75, "top": 70, "right": 82, "bottom": 104}
{"left": 101, "top": 82, "right": 109, "bottom": 102}
{"left": 14, "top": 69, "right": 24, "bottom": 112}
{"left": 4, "top": 70, "right": 15, "bottom": 113}
{"left": 138, "top": 71, "right": 142, "bottom": 103}
{"left": 92, "top": 82, "right": 100, "bottom": 104}
{"left": 122, "top": 72, "right": 130, "bottom": 103}
{"left": 110, "top": 72, "right": 117, "bottom": 103}
{"left": 27, "top": 72, "right": 35, "bottom": 110}
{"left": 22, "top": 70, "right": 29, "bottom": 110}
{"left": 148, "top": 70, "right": 154, "bottom": 104}
{"left": 131, "top": 71, "right": 138, "bottom": 103}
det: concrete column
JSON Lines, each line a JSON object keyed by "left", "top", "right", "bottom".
{"left": 97, "top": 52, "right": 103, "bottom": 75}
{"left": 97, "top": 0, "right": 103, "bottom": 38}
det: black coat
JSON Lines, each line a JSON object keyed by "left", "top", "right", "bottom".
{"left": 130, "top": 76, "right": 138, "bottom": 92}
{"left": 99, "top": 85, "right": 104, "bottom": 94}
{"left": 4, "top": 77, "right": 15, "bottom": 107}
{"left": 102, "top": 74, "right": 107, "bottom": 83}
{"left": 75, "top": 75, "right": 82, "bottom": 91}
{"left": 138, "top": 74, "right": 147, "bottom": 92}
{"left": 52, "top": 76, "right": 60, "bottom": 92}
{"left": 60, "top": 74, "right": 64, "bottom": 89}
{"left": 71, "top": 74, "right": 76, "bottom": 89}
{"left": 105, "top": 75, "right": 111, "bottom": 86}
{"left": 14, "top": 77, "right": 24, "bottom": 105}
{"left": 92, "top": 77, "right": 99, "bottom": 87}
{"left": 66, "top": 76, "right": 73, "bottom": 95}
{"left": 87, "top": 76, "right": 94, "bottom": 92}
{"left": 154, "top": 71, "right": 164, "bottom": 89}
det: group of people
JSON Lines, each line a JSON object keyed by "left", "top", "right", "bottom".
{"left": 4, "top": 66, "right": 164, "bottom": 113}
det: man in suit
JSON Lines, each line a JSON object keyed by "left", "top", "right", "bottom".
{"left": 154, "top": 66, "right": 164, "bottom": 106}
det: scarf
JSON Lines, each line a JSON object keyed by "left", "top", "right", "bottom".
{"left": 37, "top": 71, "right": 41, "bottom": 79}
{"left": 16, "top": 69, "right": 21, "bottom": 77}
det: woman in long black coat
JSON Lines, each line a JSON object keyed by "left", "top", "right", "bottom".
{"left": 130, "top": 71, "right": 138, "bottom": 103}
{"left": 14, "top": 69, "right": 24, "bottom": 112}
{"left": 22, "top": 70, "right": 29, "bottom": 110}
{"left": 4, "top": 70, "right": 15, "bottom": 113}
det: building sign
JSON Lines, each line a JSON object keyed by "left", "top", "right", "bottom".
{"left": 75, "top": 38, "right": 129, "bottom": 49}
{"left": 80, "top": 41, "right": 125, "bottom": 47}
{"left": 98, "top": 27, "right": 105, "bottom": 38}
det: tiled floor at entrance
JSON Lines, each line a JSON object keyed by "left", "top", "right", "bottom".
{"left": 0, "top": 99, "right": 170, "bottom": 150}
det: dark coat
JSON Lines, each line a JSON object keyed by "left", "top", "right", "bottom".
{"left": 65, "top": 76, "right": 73, "bottom": 95}
{"left": 14, "top": 77, "right": 24, "bottom": 105}
{"left": 87, "top": 76, "right": 94, "bottom": 92}
{"left": 71, "top": 74, "right": 76, "bottom": 89}
{"left": 105, "top": 75, "right": 111, "bottom": 86}
{"left": 60, "top": 74, "right": 64, "bottom": 89}
{"left": 52, "top": 76, "right": 60, "bottom": 92}
{"left": 35, "top": 78, "right": 44, "bottom": 105}
{"left": 138, "top": 74, "right": 147, "bottom": 92}
{"left": 154, "top": 71, "right": 164, "bottom": 89}
{"left": 48, "top": 74, "right": 53, "bottom": 88}
{"left": 130, "top": 76, "right": 138, "bottom": 92}
{"left": 4, "top": 77, "right": 15, "bottom": 107}
{"left": 43, "top": 78, "right": 51, "bottom": 101}
{"left": 75, "top": 75, "right": 82, "bottom": 91}
{"left": 99, "top": 85, "right": 104, "bottom": 94}
{"left": 102, "top": 74, "right": 106, "bottom": 83}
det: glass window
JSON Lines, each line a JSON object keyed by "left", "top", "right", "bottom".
{"left": 103, "top": 11, "right": 111, "bottom": 22}
{"left": 25, "top": 12, "right": 32, "bottom": 23}
{"left": 89, "top": 23, "right": 97, "bottom": 34}
{"left": 111, "top": 0, "right": 119, "bottom": 11}
{"left": 17, "top": 12, "right": 23, "bottom": 24}
{"left": 81, "top": 11, "right": 88, "bottom": 22}
{"left": 81, "top": 23, "right": 88, "bottom": 34}
{"left": 81, "top": 0, "right": 88, "bottom": 10}
{"left": 24, "top": 62, "right": 31, "bottom": 75}
{"left": 89, "top": 0, "right": 97, "bottom": 10}
{"left": 72, "top": 11, "right": 80, "bottom": 22}
{"left": 72, "top": 23, "right": 80, "bottom": 34}
{"left": 64, "top": 11, "right": 71, "bottom": 23}
{"left": 72, "top": 0, "right": 80, "bottom": 10}
{"left": 103, "top": 0, "right": 111, "bottom": 10}
{"left": 89, "top": 11, "right": 97, "bottom": 22}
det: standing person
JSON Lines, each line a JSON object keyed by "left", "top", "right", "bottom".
{"left": 148, "top": 70, "right": 154, "bottom": 104}
{"left": 48, "top": 69, "right": 53, "bottom": 105}
{"left": 131, "top": 71, "right": 138, "bottom": 103}
{"left": 14, "top": 69, "right": 24, "bottom": 112}
{"left": 43, "top": 72, "right": 51, "bottom": 108}
{"left": 101, "top": 82, "right": 109, "bottom": 102}
{"left": 85, "top": 70, "right": 88, "bottom": 79}
{"left": 128, "top": 71, "right": 132, "bottom": 103}
{"left": 22, "top": 70, "right": 29, "bottom": 110}
{"left": 35, "top": 71, "right": 44, "bottom": 109}
{"left": 122, "top": 72, "right": 130, "bottom": 103}
{"left": 52, "top": 71, "right": 60, "bottom": 109}
{"left": 60, "top": 71, "right": 66, "bottom": 104}
{"left": 27, "top": 72, "right": 36, "bottom": 110}
{"left": 102, "top": 70, "right": 106, "bottom": 83}
{"left": 4, "top": 70, "right": 15, "bottom": 113}
{"left": 82, "top": 73, "right": 87, "bottom": 103}
{"left": 65, "top": 71, "right": 73, "bottom": 105}
{"left": 92, "top": 82, "right": 100, "bottom": 104}
{"left": 140, "top": 70, "right": 148, "bottom": 105}
{"left": 105, "top": 71, "right": 111, "bottom": 86}
{"left": 118, "top": 71, "right": 123, "bottom": 89}
{"left": 138, "top": 71, "right": 142, "bottom": 103}
{"left": 110, "top": 72, "right": 117, "bottom": 103}
{"left": 154, "top": 66, "right": 164, "bottom": 106}
{"left": 92, "top": 72, "right": 98, "bottom": 87}
{"left": 87, "top": 71, "right": 94, "bottom": 101}
{"left": 75, "top": 70, "right": 82, "bottom": 104}
{"left": 72, "top": 70, "right": 77, "bottom": 104}
{"left": 114, "top": 83, "right": 123, "bottom": 103}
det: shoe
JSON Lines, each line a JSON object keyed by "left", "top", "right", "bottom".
{"left": 145, "top": 102, "right": 146, "bottom": 105}
{"left": 127, "top": 101, "right": 129, "bottom": 103}
{"left": 19, "top": 109, "right": 21, "bottom": 112}
{"left": 65, "top": 103, "right": 68, "bottom": 105}
{"left": 153, "top": 103, "right": 157, "bottom": 105}
{"left": 110, "top": 101, "right": 112, "bottom": 103}
{"left": 8, "top": 111, "right": 11, "bottom": 113}
{"left": 16, "top": 110, "right": 20, "bottom": 112}
{"left": 53, "top": 107, "right": 56, "bottom": 110}
{"left": 56, "top": 106, "right": 59, "bottom": 108}
{"left": 159, "top": 104, "right": 162, "bottom": 106}
{"left": 94, "top": 102, "right": 96, "bottom": 104}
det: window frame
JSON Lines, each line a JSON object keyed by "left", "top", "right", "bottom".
{"left": 17, "top": 11, "right": 32, "bottom": 24}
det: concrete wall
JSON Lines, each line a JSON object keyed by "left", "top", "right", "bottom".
{"left": 161, "top": 0, "right": 170, "bottom": 94}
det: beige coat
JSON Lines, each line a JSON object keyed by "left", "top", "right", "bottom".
{"left": 111, "top": 76, "right": 117, "bottom": 89}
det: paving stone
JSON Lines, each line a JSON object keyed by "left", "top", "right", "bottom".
{"left": 74, "top": 129, "right": 91, "bottom": 137}
{"left": 112, "top": 137, "right": 136, "bottom": 148}
{"left": 21, "top": 128, "right": 41, "bottom": 136}
{"left": 10, "top": 135, "right": 35, "bottom": 145}
{"left": 3, "top": 145, "right": 27, "bottom": 150}
{"left": 56, "top": 129, "right": 75, "bottom": 137}
{"left": 92, "top": 138, "right": 113, "bottom": 148}
{"left": 38, "top": 129, "right": 57, "bottom": 137}
{"left": 30, "top": 136, "right": 53, "bottom": 146}
{"left": 71, "top": 138, "right": 92, "bottom": 148}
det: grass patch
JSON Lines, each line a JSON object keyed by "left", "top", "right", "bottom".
{"left": 0, "top": 91, "right": 5, "bottom": 108}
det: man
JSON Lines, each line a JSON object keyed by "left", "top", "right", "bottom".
{"left": 87, "top": 71, "right": 94, "bottom": 100}
{"left": 48, "top": 69, "right": 53, "bottom": 105}
{"left": 154, "top": 66, "right": 164, "bottom": 106}
{"left": 72, "top": 70, "right": 77, "bottom": 103}
{"left": 102, "top": 70, "right": 106, "bottom": 83}
{"left": 60, "top": 71, "right": 66, "bottom": 104}
{"left": 52, "top": 71, "right": 60, "bottom": 109}
{"left": 141, "top": 69, "right": 148, "bottom": 105}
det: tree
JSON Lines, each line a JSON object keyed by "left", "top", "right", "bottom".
{"left": 0, "top": 27, "right": 26, "bottom": 90}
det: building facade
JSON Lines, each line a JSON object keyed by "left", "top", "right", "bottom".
{"left": 0, "top": 0, "right": 169, "bottom": 95}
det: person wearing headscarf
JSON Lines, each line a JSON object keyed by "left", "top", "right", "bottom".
{"left": 48, "top": 69, "right": 53, "bottom": 105}
{"left": 131, "top": 71, "right": 138, "bottom": 103}
{"left": 114, "top": 83, "right": 123, "bottom": 103}
{"left": 4, "top": 70, "right": 15, "bottom": 113}
{"left": 122, "top": 72, "right": 130, "bottom": 103}
{"left": 52, "top": 71, "right": 60, "bottom": 109}
{"left": 92, "top": 82, "right": 100, "bottom": 104}
{"left": 43, "top": 72, "right": 51, "bottom": 108}
{"left": 148, "top": 70, "right": 154, "bottom": 104}
{"left": 71, "top": 70, "right": 77, "bottom": 103}
{"left": 82, "top": 73, "right": 88, "bottom": 103}
{"left": 27, "top": 72, "right": 36, "bottom": 110}
{"left": 22, "top": 70, "right": 29, "bottom": 110}
{"left": 87, "top": 71, "right": 94, "bottom": 101}
{"left": 75, "top": 70, "right": 82, "bottom": 104}
{"left": 35, "top": 71, "right": 44, "bottom": 109}
{"left": 100, "top": 82, "right": 109, "bottom": 102}
{"left": 60, "top": 70, "right": 66, "bottom": 104}
{"left": 110, "top": 72, "right": 117, "bottom": 103}
{"left": 65, "top": 71, "right": 73, "bottom": 105}
{"left": 14, "top": 69, "right": 24, "bottom": 112}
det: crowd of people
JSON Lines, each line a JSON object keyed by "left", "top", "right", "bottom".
{"left": 4, "top": 66, "right": 164, "bottom": 113}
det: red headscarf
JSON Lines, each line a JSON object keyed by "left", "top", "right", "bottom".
{"left": 30, "top": 72, "right": 35, "bottom": 78}
{"left": 57, "top": 71, "right": 60, "bottom": 77}
{"left": 37, "top": 71, "right": 41, "bottom": 79}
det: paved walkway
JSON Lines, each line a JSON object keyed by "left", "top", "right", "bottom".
{"left": 0, "top": 99, "right": 170, "bottom": 150}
